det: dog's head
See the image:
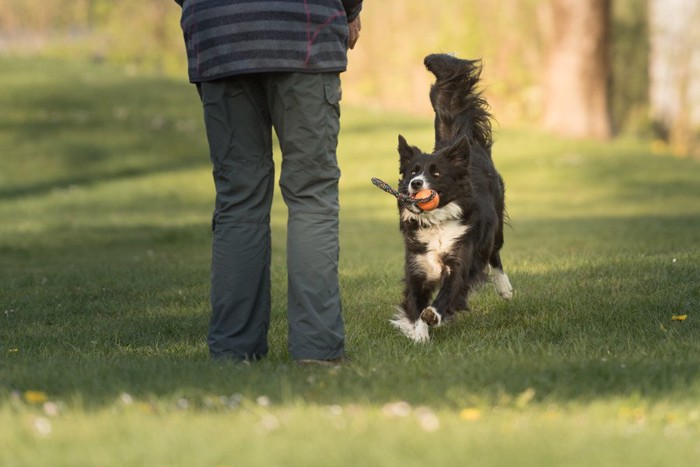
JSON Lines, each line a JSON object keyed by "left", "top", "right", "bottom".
{"left": 397, "top": 134, "right": 470, "bottom": 208}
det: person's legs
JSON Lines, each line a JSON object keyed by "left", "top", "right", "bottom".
{"left": 267, "top": 72, "right": 345, "bottom": 361}
{"left": 200, "top": 76, "right": 275, "bottom": 361}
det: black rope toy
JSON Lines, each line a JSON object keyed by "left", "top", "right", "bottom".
{"left": 371, "top": 177, "right": 438, "bottom": 214}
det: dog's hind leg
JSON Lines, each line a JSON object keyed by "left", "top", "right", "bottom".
{"left": 488, "top": 251, "right": 513, "bottom": 300}
{"left": 489, "top": 208, "right": 514, "bottom": 300}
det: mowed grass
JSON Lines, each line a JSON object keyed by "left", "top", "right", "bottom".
{"left": 1, "top": 57, "right": 700, "bottom": 466}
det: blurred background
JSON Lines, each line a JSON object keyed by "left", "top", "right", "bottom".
{"left": 1, "top": 0, "right": 698, "bottom": 157}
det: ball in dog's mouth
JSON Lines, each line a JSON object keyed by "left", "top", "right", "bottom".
{"left": 413, "top": 189, "right": 440, "bottom": 211}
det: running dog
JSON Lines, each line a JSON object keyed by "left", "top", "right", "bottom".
{"left": 391, "top": 54, "right": 514, "bottom": 342}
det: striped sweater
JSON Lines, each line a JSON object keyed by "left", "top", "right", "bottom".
{"left": 175, "top": 0, "right": 363, "bottom": 82}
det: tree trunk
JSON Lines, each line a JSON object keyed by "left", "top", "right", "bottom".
{"left": 540, "top": 0, "right": 612, "bottom": 140}
{"left": 649, "top": 0, "right": 700, "bottom": 157}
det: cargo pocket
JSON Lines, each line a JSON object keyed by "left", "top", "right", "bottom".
{"left": 201, "top": 81, "right": 238, "bottom": 171}
{"left": 324, "top": 77, "right": 342, "bottom": 105}
{"left": 323, "top": 76, "right": 342, "bottom": 156}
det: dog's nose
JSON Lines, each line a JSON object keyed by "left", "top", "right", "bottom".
{"left": 410, "top": 179, "right": 423, "bottom": 191}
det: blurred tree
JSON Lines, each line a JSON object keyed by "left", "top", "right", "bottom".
{"left": 610, "top": 0, "right": 649, "bottom": 137}
{"left": 649, "top": 0, "right": 700, "bottom": 157}
{"left": 539, "top": 0, "right": 612, "bottom": 140}
{"left": 0, "top": 0, "right": 663, "bottom": 144}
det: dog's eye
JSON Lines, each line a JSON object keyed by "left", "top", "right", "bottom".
{"left": 430, "top": 165, "right": 440, "bottom": 177}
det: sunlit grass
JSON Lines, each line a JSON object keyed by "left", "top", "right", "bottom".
{"left": 3, "top": 398, "right": 699, "bottom": 467}
{"left": 1, "top": 57, "right": 699, "bottom": 466}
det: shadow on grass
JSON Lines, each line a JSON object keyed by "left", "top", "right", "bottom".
{"left": 0, "top": 63, "right": 209, "bottom": 200}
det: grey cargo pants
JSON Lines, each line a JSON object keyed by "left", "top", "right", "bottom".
{"left": 199, "top": 72, "right": 345, "bottom": 361}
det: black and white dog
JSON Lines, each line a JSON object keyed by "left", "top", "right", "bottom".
{"left": 391, "top": 54, "right": 514, "bottom": 342}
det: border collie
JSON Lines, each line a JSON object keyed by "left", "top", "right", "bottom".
{"left": 390, "top": 54, "right": 514, "bottom": 343}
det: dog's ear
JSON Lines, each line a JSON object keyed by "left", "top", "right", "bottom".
{"left": 444, "top": 136, "right": 470, "bottom": 165}
{"left": 398, "top": 134, "right": 411, "bottom": 155}
{"left": 398, "top": 134, "right": 418, "bottom": 166}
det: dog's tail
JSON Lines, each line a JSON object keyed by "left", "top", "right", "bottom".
{"left": 424, "top": 54, "right": 492, "bottom": 151}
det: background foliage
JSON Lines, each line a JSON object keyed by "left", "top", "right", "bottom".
{"left": 0, "top": 0, "right": 650, "bottom": 134}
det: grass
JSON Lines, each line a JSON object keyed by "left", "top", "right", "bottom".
{"left": 1, "top": 57, "right": 699, "bottom": 466}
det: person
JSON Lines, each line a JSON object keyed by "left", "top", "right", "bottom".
{"left": 173, "top": 0, "right": 363, "bottom": 364}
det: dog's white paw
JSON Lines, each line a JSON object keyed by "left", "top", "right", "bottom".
{"left": 390, "top": 308, "right": 430, "bottom": 343}
{"left": 492, "top": 269, "right": 514, "bottom": 300}
{"left": 420, "top": 306, "right": 442, "bottom": 326}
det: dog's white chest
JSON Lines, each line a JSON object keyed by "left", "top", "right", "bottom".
{"left": 412, "top": 220, "right": 469, "bottom": 281}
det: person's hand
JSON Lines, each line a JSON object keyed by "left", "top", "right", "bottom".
{"left": 348, "top": 15, "right": 361, "bottom": 49}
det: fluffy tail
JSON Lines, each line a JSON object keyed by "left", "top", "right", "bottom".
{"left": 424, "top": 54, "right": 492, "bottom": 150}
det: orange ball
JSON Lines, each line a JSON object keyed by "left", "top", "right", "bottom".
{"left": 413, "top": 189, "right": 440, "bottom": 211}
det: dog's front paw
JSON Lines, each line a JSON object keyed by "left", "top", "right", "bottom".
{"left": 390, "top": 308, "right": 430, "bottom": 343}
{"left": 492, "top": 270, "right": 514, "bottom": 300}
{"left": 420, "top": 306, "right": 442, "bottom": 326}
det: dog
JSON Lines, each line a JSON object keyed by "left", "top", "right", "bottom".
{"left": 390, "top": 54, "right": 514, "bottom": 343}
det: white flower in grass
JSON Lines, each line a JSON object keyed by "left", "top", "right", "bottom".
{"left": 382, "top": 401, "right": 412, "bottom": 418}
{"left": 260, "top": 414, "right": 280, "bottom": 432}
{"left": 43, "top": 401, "right": 60, "bottom": 417}
{"left": 203, "top": 396, "right": 216, "bottom": 409}
{"left": 415, "top": 406, "right": 440, "bottom": 432}
{"left": 229, "top": 394, "right": 243, "bottom": 408}
{"left": 31, "top": 416, "right": 52, "bottom": 437}
{"left": 119, "top": 393, "right": 134, "bottom": 405}
{"left": 256, "top": 395, "right": 271, "bottom": 407}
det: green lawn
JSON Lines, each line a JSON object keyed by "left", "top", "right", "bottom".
{"left": 1, "top": 57, "right": 699, "bottom": 466}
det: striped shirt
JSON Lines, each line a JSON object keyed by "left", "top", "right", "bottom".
{"left": 175, "top": 0, "right": 363, "bottom": 82}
